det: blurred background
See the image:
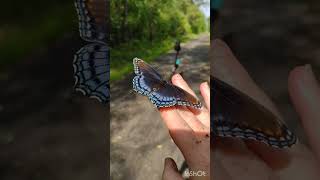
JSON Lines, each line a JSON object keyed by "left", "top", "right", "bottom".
{"left": 212, "top": 0, "right": 320, "bottom": 145}
{"left": 0, "top": 0, "right": 210, "bottom": 179}
{"left": 0, "top": 1, "right": 108, "bottom": 179}
{"left": 110, "top": 0, "right": 209, "bottom": 81}
{"left": 110, "top": 0, "right": 210, "bottom": 179}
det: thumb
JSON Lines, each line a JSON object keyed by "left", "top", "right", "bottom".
{"left": 162, "top": 158, "right": 184, "bottom": 180}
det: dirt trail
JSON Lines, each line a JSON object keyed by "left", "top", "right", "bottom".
{"left": 110, "top": 34, "right": 209, "bottom": 180}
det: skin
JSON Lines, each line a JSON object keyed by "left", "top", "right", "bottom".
{"left": 160, "top": 73, "right": 210, "bottom": 180}
{"left": 211, "top": 39, "right": 320, "bottom": 180}
{"left": 160, "top": 39, "right": 320, "bottom": 179}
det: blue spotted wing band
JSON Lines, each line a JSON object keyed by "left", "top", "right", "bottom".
{"left": 73, "top": 0, "right": 109, "bottom": 104}
{"left": 73, "top": 43, "right": 110, "bottom": 103}
{"left": 211, "top": 76, "right": 296, "bottom": 148}
{"left": 132, "top": 58, "right": 202, "bottom": 109}
{"left": 75, "top": 0, "right": 108, "bottom": 44}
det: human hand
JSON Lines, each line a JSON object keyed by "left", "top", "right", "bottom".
{"left": 159, "top": 73, "right": 210, "bottom": 180}
{"left": 211, "top": 39, "right": 320, "bottom": 180}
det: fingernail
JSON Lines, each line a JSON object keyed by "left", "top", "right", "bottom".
{"left": 172, "top": 74, "right": 183, "bottom": 83}
{"left": 305, "top": 64, "right": 313, "bottom": 75}
{"left": 201, "top": 82, "right": 209, "bottom": 90}
{"left": 165, "top": 158, "right": 178, "bottom": 170}
{"left": 173, "top": 73, "right": 182, "bottom": 79}
{"left": 205, "top": 82, "right": 210, "bottom": 89}
{"left": 165, "top": 158, "right": 173, "bottom": 167}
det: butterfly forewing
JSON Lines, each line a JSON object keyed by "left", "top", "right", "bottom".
{"left": 133, "top": 58, "right": 162, "bottom": 80}
{"left": 75, "top": 0, "right": 108, "bottom": 44}
{"left": 171, "top": 85, "right": 202, "bottom": 108}
{"left": 211, "top": 76, "right": 296, "bottom": 148}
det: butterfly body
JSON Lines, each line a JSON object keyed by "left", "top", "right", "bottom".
{"left": 133, "top": 58, "right": 202, "bottom": 109}
{"left": 211, "top": 76, "right": 296, "bottom": 148}
{"left": 73, "top": 0, "right": 110, "bottom": 104}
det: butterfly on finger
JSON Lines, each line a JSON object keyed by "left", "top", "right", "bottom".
{"left": 132, "top": 58, "right": 202, "bottom": 109}
{"left": 73, "top": 0, "right": 110, "bottom": 104}
{"left": 211, "top": 76, "right": 297, "bottom": 148}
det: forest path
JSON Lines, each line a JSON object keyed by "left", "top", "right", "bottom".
{"left": 110, "top": 34, "right": 210, "bottom": 180}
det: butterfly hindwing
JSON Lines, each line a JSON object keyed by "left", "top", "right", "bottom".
{"left": 75, "top": 0, "right": 108, "bottom": 44}
{"left": 73, "top": 43, "right": 110, "bottom": 104}
{"left": 211, "top": 76, "right": 296, "bottom": 148}
{"left": 133, "top": 75, "right": 177, "bottom": 107}
{"left": 73, "top": 0, "right": 110, "bottom": 104}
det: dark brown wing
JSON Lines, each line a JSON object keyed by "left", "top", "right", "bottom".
{"left": 211, "top": 76, "right": 296, "bottom": 148}
{"left": 133, "top": 58, "right": 162, "bottom": 80}
{"left": 75, "top": 0, "right": 108, "bottom": 44}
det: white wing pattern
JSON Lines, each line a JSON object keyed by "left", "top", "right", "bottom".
{"left": 73, "top": 0, "right": 109, "bottom": 104}
{"left": 211, "top": 76, "right": 296, "bottom": 148}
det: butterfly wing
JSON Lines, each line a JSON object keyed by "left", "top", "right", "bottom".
{"left": 133, "top": 58, "right": 162, "bottom": 80}
{"left": 166, "top": 84, "right": 202, "bottom": 108}
{"left": 75, "top": 0, "right": 108, "bottom": 44}
{"left": 133, "top": 75, "right": 176, "bottom": 107}
{"left": 211, "top": 76, "right": 296, "bottom": 148}
{"left": 73, "top": 43, "right": 110, "bottom": 104}
{"left": 133, "top": 59, "right": 202, "bottom": 108}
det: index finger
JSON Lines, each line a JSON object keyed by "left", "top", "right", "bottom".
{"left": 171, "top": 74, "right": 210, "bottom": 127}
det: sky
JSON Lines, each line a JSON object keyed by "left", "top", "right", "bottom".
{"left": 200, "top": 6, "right": 210, "bottom": 18}
{"left": 199, "top": 0, "right": 210, "bottom": 18}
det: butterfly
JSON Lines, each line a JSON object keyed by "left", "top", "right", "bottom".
{"left": 132, "top": 58, "right": 202, "bottom": 109}
{"left": 211, "top": 76, "right": 297, "bottom": 148}
{"left": 73, "top": 0, "right": 110, "bottom": 104}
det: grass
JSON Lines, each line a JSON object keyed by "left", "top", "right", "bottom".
{"left": 110, "top": 33, "right": 202, "bottom": 81}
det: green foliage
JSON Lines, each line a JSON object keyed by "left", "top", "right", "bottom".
{"left": 110, "top": 0, "right": 207, "bottom": 80}
{"left": 110, "top": 34, "right": 199, "bottom": 81}
{"left": 110, "top": 0, "right": 207, "bottom": 45}
{"left": 0, "top": 0, "right": 207, "bottom": 80}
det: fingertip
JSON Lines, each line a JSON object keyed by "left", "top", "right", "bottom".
{"left": 288, "top": 64, "right": 320, "bottom": 160}
{"left": 162, "top": 158, "right": 183, "bottom": 180}
{"left": 171, "top": 73, "right": 183, "bottom": 84}
{"left": 288, "top": 65, "right": 306, "bottom": 91}
{"left": 200, "top": 82, "right": 209, "bottom": 91}
{"left": 212, "top": 39, "right": 228, "bottom": 48}
{"left": 171, "top": 74, "right": 197, "bottom": 98}
{"left": 164, "top": 158, "right": 178, "bottom": 171}
{"left": 200, "top": 82, "right": 210, "bottom": 111}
